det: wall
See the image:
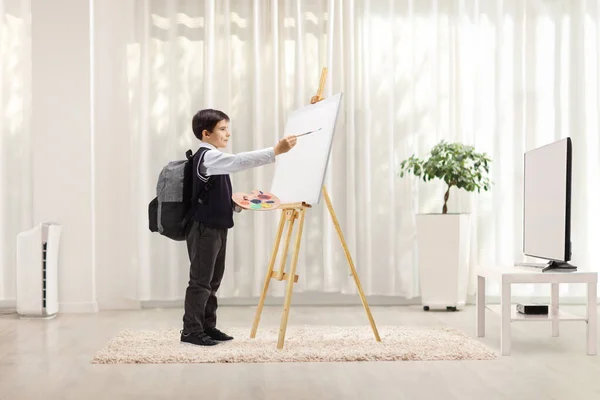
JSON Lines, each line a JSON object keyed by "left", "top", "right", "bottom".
{"left": 30, "top": 0, "right": 96, "bottom": 312}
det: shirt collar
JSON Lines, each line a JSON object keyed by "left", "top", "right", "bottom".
{"left": 198, "top": 141, "right": 217, "bottom": 150}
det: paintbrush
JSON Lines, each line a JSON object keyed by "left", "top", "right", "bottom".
{"left": 295, "top": 127, "right": 322, "bottom": 138}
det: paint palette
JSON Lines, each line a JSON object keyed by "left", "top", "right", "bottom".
{"left": 232, "top": 190, "right": 281, "bottom": 211}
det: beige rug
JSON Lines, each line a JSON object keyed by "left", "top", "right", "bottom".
{"left": 91, "top": 325, "right": 497, "bottom": 364}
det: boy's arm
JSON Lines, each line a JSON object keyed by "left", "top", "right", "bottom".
{"left": 202, "top": 147, "right": 276, "bottom": 176}
{"left": 202, "top": 136, "right": 297, "bottom": 176}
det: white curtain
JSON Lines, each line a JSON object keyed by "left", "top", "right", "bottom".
{"left": 0, "top": 0, "right": 31, "bottom": 304}
{"left": 124, "top": 0, "right": 420, "bottom": 302}
{"left": 3, "top": 0, "right": 600, "bottom": 307}
{"left": 119, "top": 0, "right": 600, "bottom": 304}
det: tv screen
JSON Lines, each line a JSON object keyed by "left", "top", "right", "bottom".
{"left": 522, "top": 137, "right": 572, "bottom": 262}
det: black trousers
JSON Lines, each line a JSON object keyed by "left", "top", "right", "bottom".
{"left": 183, "top": 221, "right": 228, "bottom": 333}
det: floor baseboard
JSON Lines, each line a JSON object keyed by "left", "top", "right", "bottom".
{"left": 0, "top": 299, "right": 16, "bottom": 309}
{"left": 5, "top": 293, "right": 595, "bottom": 313}
{"left": 142, "top": 293, "right": 423, "bottom": 308}
{"left": 142, "top": 293, "right": 598, "bottom": 309}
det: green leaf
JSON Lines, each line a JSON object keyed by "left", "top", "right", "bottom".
{"left": 397, "top": 140, "right": 493, "bottom": 211}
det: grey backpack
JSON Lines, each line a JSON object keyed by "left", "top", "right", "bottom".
{"left": 148, "top": 147, "right": 211, "bottom": 241}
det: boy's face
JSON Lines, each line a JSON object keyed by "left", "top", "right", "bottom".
{"left": 203, "top": 119, "right": 230, "bottom": 148}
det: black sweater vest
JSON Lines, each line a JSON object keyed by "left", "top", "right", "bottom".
{"left": 191, "top": 147, "right": 234, "bottom": 229}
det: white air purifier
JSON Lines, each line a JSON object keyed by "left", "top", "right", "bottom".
{"left": 16, "top": 223, "right": 61, "bottom": 318}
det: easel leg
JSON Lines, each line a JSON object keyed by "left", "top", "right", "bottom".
{"left": 277, "top": 208, "right": 307, "bottom": 349}
{"left": 322, "top": 185, "right": 381, "bottom": 342}
{"left": 277, "top": 211, "right": 296, "bottom": 280}
{"left": 250, "top": 209, "right": 287, "bottom": 338}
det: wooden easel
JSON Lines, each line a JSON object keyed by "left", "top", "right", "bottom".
{"left": 250, "top": 67, "right": 381, "bottom": 349}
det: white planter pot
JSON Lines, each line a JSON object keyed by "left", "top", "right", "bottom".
{"left": 416, "top": 213, "right": 471, "bottom": 311}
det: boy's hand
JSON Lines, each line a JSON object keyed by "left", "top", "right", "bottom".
{"left": 274, "top": 135, "right": 297, "bottom": 155}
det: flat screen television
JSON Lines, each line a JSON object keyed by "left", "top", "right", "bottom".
{"left": 522, "top": 137, "right": 575, "bottom": 272}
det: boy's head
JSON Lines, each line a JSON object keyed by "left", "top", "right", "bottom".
{"left": 192, "top": 109, "right": 230, "bottom": 148}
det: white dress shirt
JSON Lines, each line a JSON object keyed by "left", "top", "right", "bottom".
{"left": 197, "top": 142, "right": 276, "bottom": 177}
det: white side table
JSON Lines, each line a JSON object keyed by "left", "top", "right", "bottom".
{"left": 476, "top": 265, "right": 597, "bottom": 356}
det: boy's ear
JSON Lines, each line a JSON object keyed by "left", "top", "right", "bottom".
{"left": 202, "top": 129, "right": 210, "bottom": 139}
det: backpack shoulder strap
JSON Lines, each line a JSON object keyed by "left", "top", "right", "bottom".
{"left": 182, "top": 147, "right": 213, "bottom": 227}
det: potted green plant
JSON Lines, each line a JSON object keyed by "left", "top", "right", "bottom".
{"left": 399, "top": 141, "right": 492, "bottom": 311}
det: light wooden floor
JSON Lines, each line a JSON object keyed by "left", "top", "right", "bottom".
{"left": 1, "top": 304, "right": 600, "bottom": 400}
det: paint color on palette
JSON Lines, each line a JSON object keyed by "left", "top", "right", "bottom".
{"left": 232, "top": 190, "right": 281, "bottom": 211}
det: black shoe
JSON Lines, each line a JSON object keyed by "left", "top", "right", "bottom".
{"left": 180, "top": 330, "right": 219, "bottom": 346}
{"left": 205, "top": 327, "right": 233, "bottom": 341}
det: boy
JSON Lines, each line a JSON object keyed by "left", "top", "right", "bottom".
{"left": 181, "top": 109, "right": 297, "bottom": 346}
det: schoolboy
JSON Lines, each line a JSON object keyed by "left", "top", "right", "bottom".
{"left": 181, "top": 109, "right": 297, "bottom": 346}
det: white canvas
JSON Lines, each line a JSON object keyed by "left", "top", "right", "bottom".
{"left": 270, "top": 92, "right": 343, "bottom": 204}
